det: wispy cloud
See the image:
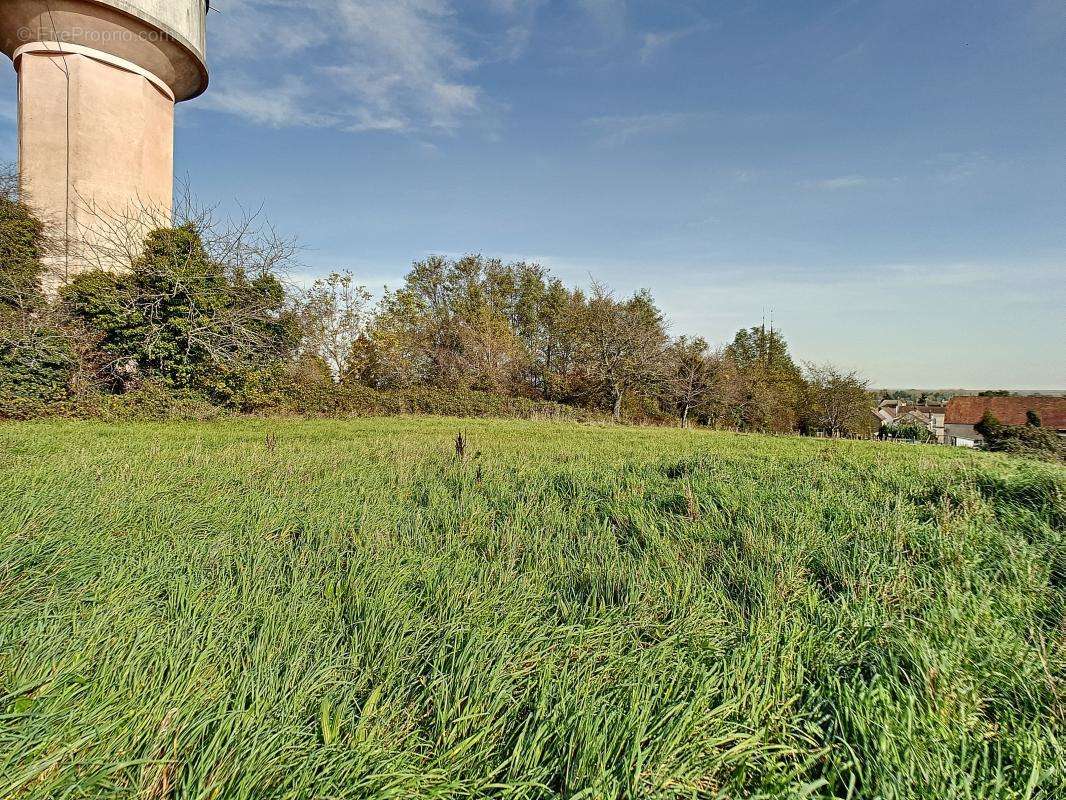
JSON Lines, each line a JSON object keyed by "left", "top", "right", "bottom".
{"left": 925, "top": 152, "right": 992, "bottom": 184}
{"left": 639, "top": 23, "right": 710, "bottom": 63}
{"left": 731, "top": 168, "right": 763, "bottom": 184}
{"left": 486, "top": 0, "right": 546, "bottom": 60}
{"left": 208, "top": 0, "right": 330, "bottom": 59}
{"left": 202, "top": 0, "right": 527, "bottom": 135}
{"left": 584, "top": 112, "right": 696, "bottom": 146}
{"left": 800, "top": 175, "right": 870, "bottom": 190}
{"left": 201, "top": 75, "right": 338, "bottom": 128}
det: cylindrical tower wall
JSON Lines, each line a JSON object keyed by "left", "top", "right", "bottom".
{"left": 0, "top": 1, "right": 208, "bottom": 285}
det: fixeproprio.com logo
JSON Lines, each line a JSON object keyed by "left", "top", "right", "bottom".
{"left": 16, "top": 26, "right": 169, "bottom": 44}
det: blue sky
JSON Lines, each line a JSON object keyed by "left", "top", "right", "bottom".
{"left": 2, "top": 0, "right": 1064, "bottom": 388}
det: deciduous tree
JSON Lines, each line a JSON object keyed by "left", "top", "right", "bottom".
{"left": 720, "top": 326, "right": 805, "bottom": 432}
{"left": 802, "top": 362, "right": 872, "bottom": 437}
{"left": 574, "top": 284, "right": 668, "bottom": 422}
{"left": 296, "top": 271, "right": 372, "bottom": 382}
{"left": 663, "top": 336, "right": 719, "bottom": 428}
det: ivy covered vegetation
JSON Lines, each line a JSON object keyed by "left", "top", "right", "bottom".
{"left": 0, "top": 177, "right": 875, "bottom": 435}
{"left": 0, "top": 419, "right": 1062, "bottom": 798}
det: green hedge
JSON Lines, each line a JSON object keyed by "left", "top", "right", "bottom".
{"left": 257, "top": 380, "right": 603, "bottom": 422}
{"left": 0, "top": 383, "right": 228, "bottom": 422}
{"left": 0, "top": 379, "right": 604, "bottom": 424}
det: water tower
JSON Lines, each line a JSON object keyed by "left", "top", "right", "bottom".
{"left": 0, "top": 1, "right": 209, "bottom": 285}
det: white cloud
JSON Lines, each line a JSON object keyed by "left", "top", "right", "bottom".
{"left": 486, "top": 0, "right": 546, "bottom": 61}
{"left": 731, "top": 168, "right": 762, "bottom": 184}
{"left": 201, "top": 75, "right": 337, "bottom": 128}
{"left": 208, "top": 0, "right": 329, "bottom": 58}
{"left": 343, "top": 108, "right": 409, "bottom": 134}
{"left": 584, "top": 112, "right": 696, "bottom": 146}
{"left": 800, "top": 175, "right": 869, "bottom": 190}
{"left": 925, "top": 152, "right": 992, "bottom": 184}
{"left": 639, "top": 23, "right": 709, "bottom": 63}
{"left": 203, "top": 0, "right": 525, "bottom": 134}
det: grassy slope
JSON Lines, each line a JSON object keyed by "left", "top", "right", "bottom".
{"left": 0, "top": 418, "right": 1062, "bottom": 799}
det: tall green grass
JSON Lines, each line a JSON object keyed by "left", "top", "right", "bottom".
{"left": 0, "top": 419, "right": 1062, "bottom": 799}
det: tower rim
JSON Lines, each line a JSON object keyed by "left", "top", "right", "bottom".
{"left": 0, "top": 0, "right": 210, "bottom": 101}
{"left": 76, "top": 0, "right": 210, "bottom": 100}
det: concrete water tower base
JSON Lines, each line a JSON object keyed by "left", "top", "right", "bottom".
{"left": 16, "top": 44, "right": 175, "bottom": 285}
{"left": 0, "top": 1, "right": 209, "bottom": 286}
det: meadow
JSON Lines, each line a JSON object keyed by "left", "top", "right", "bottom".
{"left": 0, "top": 418, "right": 1062, "bottom": 799}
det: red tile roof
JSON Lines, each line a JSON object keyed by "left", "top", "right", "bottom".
{"left": 946, "top": 396, "right": 1066, "bottom": 429}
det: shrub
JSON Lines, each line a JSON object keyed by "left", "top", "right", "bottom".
{"left": 0, "top": 381, "right": 228, "bottom": 422}
{"left": 0, "top": 193, "right": 45, "bottom": 311}
{"left": 62, "top": 225, "right": 299, "bottom": 399}
{"left": 984, "top": 424, "right": 1064, "bottom": 463}
{"left": 975, "top": 410, "right": 1002, "bottom": 440}
{"left": 885, "top": 421, "right": 934, "bottom": 443}
{"left": 0, "top": 189, "right": 82, "bottom": 403}
{"left": 0, "top": 327, "right": 77, "bottom": 403}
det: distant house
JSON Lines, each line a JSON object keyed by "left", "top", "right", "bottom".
{"left": 944, "top": 396, "right": 1066, "bottom": 446}
{"left": 874, "top": 400, "right": 947, "bottom": 443}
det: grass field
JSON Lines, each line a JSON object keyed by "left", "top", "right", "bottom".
{"left": 0, "top": 418, "right": 1062, "bottom": 799}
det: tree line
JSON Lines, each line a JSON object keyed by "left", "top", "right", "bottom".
{"left": 0, "top": 178, "right": 874, "bottom": 434}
